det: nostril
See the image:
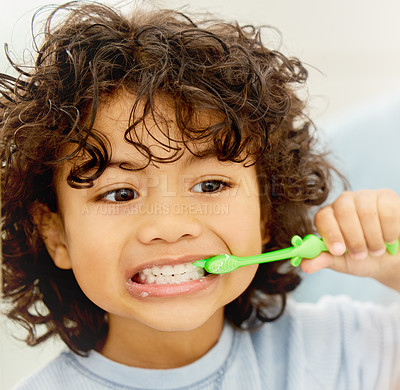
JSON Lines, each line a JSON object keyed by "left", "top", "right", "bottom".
{"left": 149, "top": 237, "right": 163, "bottom": 242}
{"left": 136, "top": 216, "right": 203, "bottom": 244}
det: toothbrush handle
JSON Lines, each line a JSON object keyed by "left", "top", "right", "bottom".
{"left": 194, "top": 235, "right": 400, "bottom": 273}
{"left": 236, "top": 235, "right": 326, "bottom": 267}
{"left": 291, "top": 236, "right": 399, "bottom": 266}
{"left": 239, "top": 247, "right": 299, "bottom": 265}
{"left": 386, "top": 240, "right": 399, "bottom": 255}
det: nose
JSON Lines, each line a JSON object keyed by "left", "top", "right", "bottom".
{"left": 136, "top": 206, "right": 203, "bottom": 244}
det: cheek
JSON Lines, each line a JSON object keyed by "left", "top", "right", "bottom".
{"left": 220, "top": 264, "right": 259, "bottom": 306}
{"left": 234, "top": 264, "right": 259, "bottom": 289}
{"left": 63, "top": 216, "right": 123, "bottom": 288}
{"left": 219, "top": 200, "right": 263, "bottom": 257}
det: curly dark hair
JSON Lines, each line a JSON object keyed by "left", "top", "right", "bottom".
{"left": 1, "top": 1, "right": 336, "bottom": 354}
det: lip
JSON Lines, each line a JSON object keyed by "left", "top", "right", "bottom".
{"left": 124, "top": 253, "right": 221, "bottom": 298}
{"left": 126, "top": 273, "right": 220, "bottom": 298}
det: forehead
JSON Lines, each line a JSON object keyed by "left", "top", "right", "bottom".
{"left": 60, "top": 89, "right": 258, "bottom": 187}
{"left": 93, "top": 90, "right": 221, "bottom": 163}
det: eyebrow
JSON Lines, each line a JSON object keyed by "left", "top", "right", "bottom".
{"left": 180, "top": 147, "right": 219, "bottom": 167}
{"left": 105, "top": 160, "right": 145, "bottom": 171}
{"left": 105, "top": 147, "right": 219, "bottom": 171}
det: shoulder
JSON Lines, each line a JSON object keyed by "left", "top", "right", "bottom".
{"left": 274, "top": 295, "right": 400, "bottom": 355}
{"left": 288, "top": 295, "right": 400, "bottom": 334}
{"left": 246, "top": 296, "right": 400, "bottom": 389}
{"left": 11, "top": 351, "right": 88, "bottom": 390}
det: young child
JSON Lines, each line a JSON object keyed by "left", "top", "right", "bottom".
{"left": 1, "top": 2, "right": 399, "bottom": 389}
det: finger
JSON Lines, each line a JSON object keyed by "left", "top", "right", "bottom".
{"left": 377, "top": 189, "right": 400, "bottom": 244}
{"left": 301, "top": 253, "right": 333, "bottom": 274}
{"left": 314, "top": 205, "right": 346, "bottom": 256}
{"left": 331, "top": 192, "right": 367, "bottom": 259}
{"left": 327, "top": 252, "right": 382, "bottom": 277}
{"left": 301, "top": 252, "right": 362, "bottom": 275}
{"left": 354, "top": 190, "right": 386, "bottom": 256}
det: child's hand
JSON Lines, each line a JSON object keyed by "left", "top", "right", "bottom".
{"left": 301, "top": 189, "right": 400, "bottom": 291}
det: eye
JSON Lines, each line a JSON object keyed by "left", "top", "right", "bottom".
{"left": 191, "top": 180, "right": 229, "bottom": 193}
{"left": 101, "top": 188, "right": 138, "bottom": 203}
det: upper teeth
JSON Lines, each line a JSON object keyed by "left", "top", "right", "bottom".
{"left": 137, "top": 262, "right": 205, "bottom": 285}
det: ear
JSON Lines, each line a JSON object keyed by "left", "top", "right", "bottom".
{"left": 31, "top": 203, "right": 72, "bottom": 270}
{"left": 260, "top": 213, "right": 271, "bottom": 246}
{"left": 261, "top": 226, "right": 271, "bottom": 246}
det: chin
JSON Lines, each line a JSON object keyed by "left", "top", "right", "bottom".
{"left": 140, "top": 303, "right": 222, "bottom": 332}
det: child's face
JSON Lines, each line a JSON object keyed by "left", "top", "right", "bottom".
{"left": 52, "top": 92, "right": 265, "bottom": 333}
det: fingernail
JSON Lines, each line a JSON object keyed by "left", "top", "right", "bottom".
{"left": 331, "top": 243, "right": 346, "bottom": 255}
{"left": 371, "top": 248, "right": 386, "bottom": 257}
{"left": 351, "top": 251, "right": 368, "bottom": 260}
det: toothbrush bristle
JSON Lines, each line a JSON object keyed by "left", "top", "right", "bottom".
{"left": 204, "top": 254, "right": 236, "bottom": 274}
{"left": 192, "top": 259, "right": 207, "bottom": 268}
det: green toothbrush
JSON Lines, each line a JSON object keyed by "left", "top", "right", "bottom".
{"left": 193, "top": 234, "right": 400, "bottom": 275}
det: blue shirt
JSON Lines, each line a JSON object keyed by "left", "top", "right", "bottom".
{"left": 12, "top": 296, "right": 400, "bottom": 390}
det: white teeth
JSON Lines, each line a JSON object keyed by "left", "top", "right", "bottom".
{"left": 136, "top": 262, "right": 205, "bottom": 285}
{"left": 142, "top": 268, "right": 152, "bottom": 276}
{"left": 151, "top": 266, "right": 162, "bottom": 276}
{"left": 173, "top": 264, "right": 186, "bottom": 274}
{"left": 146, "top": 275, "right": 156, "bottom": 284}
{"left": 161, "top": 265, "right": 174, "bottom": 276}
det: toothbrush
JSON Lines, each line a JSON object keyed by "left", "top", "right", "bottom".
{"left": 193, "top": 234, "right": 400, "bottom": 275}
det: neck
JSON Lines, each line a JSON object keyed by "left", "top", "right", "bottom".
{"left": 100, "top": 309, "right": 225, "bottom": 369}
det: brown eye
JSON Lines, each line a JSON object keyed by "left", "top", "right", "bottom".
{"left": 191, "top": 180, "right": 227, "bottom": 193}
{"left": 102, "top": 188, "right": 138, "bottom": 202}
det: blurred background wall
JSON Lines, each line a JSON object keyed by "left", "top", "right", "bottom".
{"left": 1, "top": 1, "right": 400, "bottom": 388}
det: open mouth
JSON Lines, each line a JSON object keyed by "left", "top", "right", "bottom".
{"left": 131, "top": 262, "right": 210, "bottom": 285}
